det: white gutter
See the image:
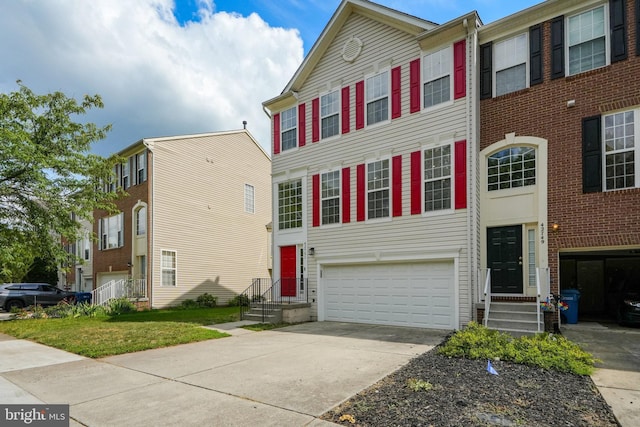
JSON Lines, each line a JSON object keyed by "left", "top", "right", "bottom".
{"left": 142, "top": 138, "right": 154, "bottom": 308}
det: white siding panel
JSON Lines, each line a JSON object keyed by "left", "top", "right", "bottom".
{"left": 271, "top": 12, "right": 474, "bottom": 326}
{"left": 151, "top": 132, "right": 271, "bottom": 308}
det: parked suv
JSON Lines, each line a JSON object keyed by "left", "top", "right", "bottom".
{"left": 0, "top": 283, "right": 77, "bottom": 311}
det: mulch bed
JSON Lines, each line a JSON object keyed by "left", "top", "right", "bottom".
{"left": 321, "top": 349, "right": 619, "bottom": 426}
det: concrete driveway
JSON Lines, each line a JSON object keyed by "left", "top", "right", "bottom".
{"left": 562, "top": 321, "right": 640, "bottom": 427}
{"left": 0, "top": 321, "right": 447, "bottom": 426}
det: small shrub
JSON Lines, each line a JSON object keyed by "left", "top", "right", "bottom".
{"left": 196, "top": 293, "right": 217, "bottom": 308}
{"left": 227, "top": 294, "right": 250, "bottom": 307}
{"left": 106, "top": 297, "right": 136, "bottom": 315}
{"left": 179, "top": 299, "right": 199, "bottom": 309}
{"left": 407, "top": 378, "right": 433, "bottom": 392}
{"left": 438, "top": 321, "right": 596, "bottom": 375}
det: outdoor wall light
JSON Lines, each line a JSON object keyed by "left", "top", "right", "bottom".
{"left": 308, "top": 247, "right": 315, "bottom": 256}
{"left": 552, "top": 223, "right": 560, "bottom": 232}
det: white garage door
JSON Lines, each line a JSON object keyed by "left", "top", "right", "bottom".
{"left": 96, "top": 272, "right": 128, "bottom": 287}
{"left": 322, "top": 261, "right": 455, "bottom": 329}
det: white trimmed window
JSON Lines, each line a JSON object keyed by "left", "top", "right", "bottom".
{"left": 161, "top": 250, "right": 177, "bottom": 286}
{"left": 423, "top": 46, "right": 451, "bottom": 108}
{"left": 136, "top": 151, "right": 147, "bottom": 184}
{"left": 366, "top": 71, "right": 389, "bottom": 125}
{"left": 367, "top": 159, "right": 389, "bottom": 219}
{"left": 604, "top": 110, "right": 638, "bottom": 190}
{"left": 278, "top": 179, "right": 302, "bottom": 230}
{"left": 321, "top": 90, "right": 340, "bottom": 139}
{"left": 494, "top": 34, "right": 527, "bottom": 96}
{"left": 99, "top": 213, "right": 124, "bottom": 250}
{"left": 321, "top": 170, "right": 340, "bottom": 225}
{"left": 135, "top": 206, "right": 147, "bottom": 236}
{"left": 121, "top": 160, "right": 130, "bottom": 189}
{"left": 244, "top": 184, "right": 255, "bottom": 213}
{"left": 487, "top": 147, "right": 536, "bottom": 191}
{"left": 567, "top": 5, "right": 607, "bottom": 76}
{"left": 281, "top": 107, "right": 297, "bottom": 151}
{"left": 424, "top": 145, "right": 451, "bottom": 211}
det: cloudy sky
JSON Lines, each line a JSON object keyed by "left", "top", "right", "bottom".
{"left": 1, "top": 0, "right": 539, "bottom": 156}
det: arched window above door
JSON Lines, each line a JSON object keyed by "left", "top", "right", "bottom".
{"left": 487, "top": 146, "right": 536, "bottom": 191}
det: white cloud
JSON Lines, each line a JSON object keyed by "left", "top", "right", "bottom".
{"left": 0, "top": 0, "right": 303, "bottom": 156}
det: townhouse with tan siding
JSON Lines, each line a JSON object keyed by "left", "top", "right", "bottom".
{"left": 263, "top": 0, "right": 481, "bottom": 330}
{"left": 93, "top": 129, "right": 271, "bottom": 308}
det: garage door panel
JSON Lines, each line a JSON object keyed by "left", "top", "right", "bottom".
{"left": 323, "top": 262, "right": 455, "bottom": 329}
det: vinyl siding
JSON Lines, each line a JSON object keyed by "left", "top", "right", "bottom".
{"left": 271, "top": 12, "right": 474, "bottom": 325}
{"left": 150, "top": 132, "right": 271, "bottom": 308}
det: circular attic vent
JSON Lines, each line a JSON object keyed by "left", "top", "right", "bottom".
{"left": 342, "top": 36, "right": 363, "bottom": 62}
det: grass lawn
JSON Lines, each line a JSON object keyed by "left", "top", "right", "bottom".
{"left": 0, "top": 306, "right": 241, "bottom": 358}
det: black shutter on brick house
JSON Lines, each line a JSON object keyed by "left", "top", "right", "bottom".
{"left": 582, "top": 115, "right": 602, "bottom": 193}
{"left": 530, "top": 24, "right": 543, "bottom": 85}
{"left": 610, "top": 0, "right": 627, "bottom": 63}
{"left": 551, "top": 16, "right": 565, "bottom": 79}
{"left": 480, "top": 42, "right": 492, "bottom": 99}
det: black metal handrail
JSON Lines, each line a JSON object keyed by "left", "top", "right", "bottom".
{"left": 239, "top": 278, "right": 308, "bottom": 322}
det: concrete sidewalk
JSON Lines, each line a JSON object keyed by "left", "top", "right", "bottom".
{"left": 0, "top": 322, "right": 445, "bottom": 426}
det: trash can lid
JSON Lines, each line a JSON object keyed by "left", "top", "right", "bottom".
{"left": 561, "top": 288, "right": 581, "bottom": 295}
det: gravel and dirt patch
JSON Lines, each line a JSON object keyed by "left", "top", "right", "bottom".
{"left": 321, "top": 347, "right": 619, "bottom": 426}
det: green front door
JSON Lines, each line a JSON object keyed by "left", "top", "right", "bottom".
{"left": 487, "top": 225, "right": 523, "bottom": 294}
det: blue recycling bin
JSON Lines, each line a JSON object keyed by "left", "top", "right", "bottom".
{"left": 75, "top": 292, "right": 92, "bottom": 304}
{"left": 560, "top": 289, "right": 581, "bottom": 324}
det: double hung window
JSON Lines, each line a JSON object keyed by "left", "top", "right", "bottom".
{"left": 161, "top": 250, "right": 177, "bottom": 286}
{"left": 568, "top": 6, "right": 606, "bottom": 75}
{"left": 99, "top": 213, "right": 124, "bottom": 250}
{"left": 281, "top": 107, "right": 297, "bottom": 151}
{"left": 366, "top": 71, "right": 389, "bottom": 125}
{"left": 604, "top": 110, "right": 637, "bottom": 190}
{"left": 423, "top": 47, "right": 451, "bottom": 108}
{"left": 321, "top": 171, "right": 340, "bottom": 225}
{"left": 321, "top": 90, "right": 340, "bottom": 139}
{"left": 367, "top": 160, "right": 389, "bottom": 219}
{"left": 424, "top": 145, "right": 451, "bottom": 212}
{"left": 494, "top": 34, "right": 527, "bottom": 96}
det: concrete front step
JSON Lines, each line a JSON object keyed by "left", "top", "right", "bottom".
{"left": 486, "top": 301, "right": 542, "bottom": 334}
{"left": 242, "top": 311, "right": 282, "bottom": 323}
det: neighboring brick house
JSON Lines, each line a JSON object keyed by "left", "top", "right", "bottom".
{"left": 478, "top": 0, "right": 640, "bottom": 320}
{"left": 263, "top": 0, "right": 481, "bottom": 330}
{"left": 93, "top": 129, "right": 272, "bottom": 308}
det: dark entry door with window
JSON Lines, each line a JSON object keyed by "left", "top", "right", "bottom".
{"left": 487, "top": 225, "right": 523, "bottom": 293}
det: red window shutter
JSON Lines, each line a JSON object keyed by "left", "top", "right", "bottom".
{"left": 312, "top": 174, "right": 320, "bottom": 227}
{"left": 342, "top": 167, "right": 351, "bottom": 223}
{"left": 409, "top": 59, "right": 421, "bottom": 113}
{"left": 454, "top": 40, "right": 466, "bottom": 100}
{"left": 454, "top": 140, "right": 467, "bottom": 209}
{"left": 356, "top": 164, "right": 365, "bottom": 221}
{"left": 391, "top": 66, "right": 401, "bottom": 119}
{"left": 392, "top": 155, "right": 402, "bottom": 217}
{"left": 298, "top": 103, "right": 306, "bottom": 147}
{"left": 341, "top": 86, "right": 350, "bottom": 134}
{"left": 273, "top": 113, "right": 281, "bottom": 155}
{"left": 312, "top": 98, "right": 320, "bottom": 142}
{"left": 410, "top": 151, "right": 421, "bottom": 214}
{"left": 355, "top": 80, "right": 364, "bottom": 130}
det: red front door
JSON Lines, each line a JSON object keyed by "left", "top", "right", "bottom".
{"left": 280, "top": 245, "right": 297, "bottom": 297}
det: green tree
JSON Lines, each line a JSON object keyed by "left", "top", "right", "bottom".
{"left": 0, "top": 81, "right": 119, "bottom": 282}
